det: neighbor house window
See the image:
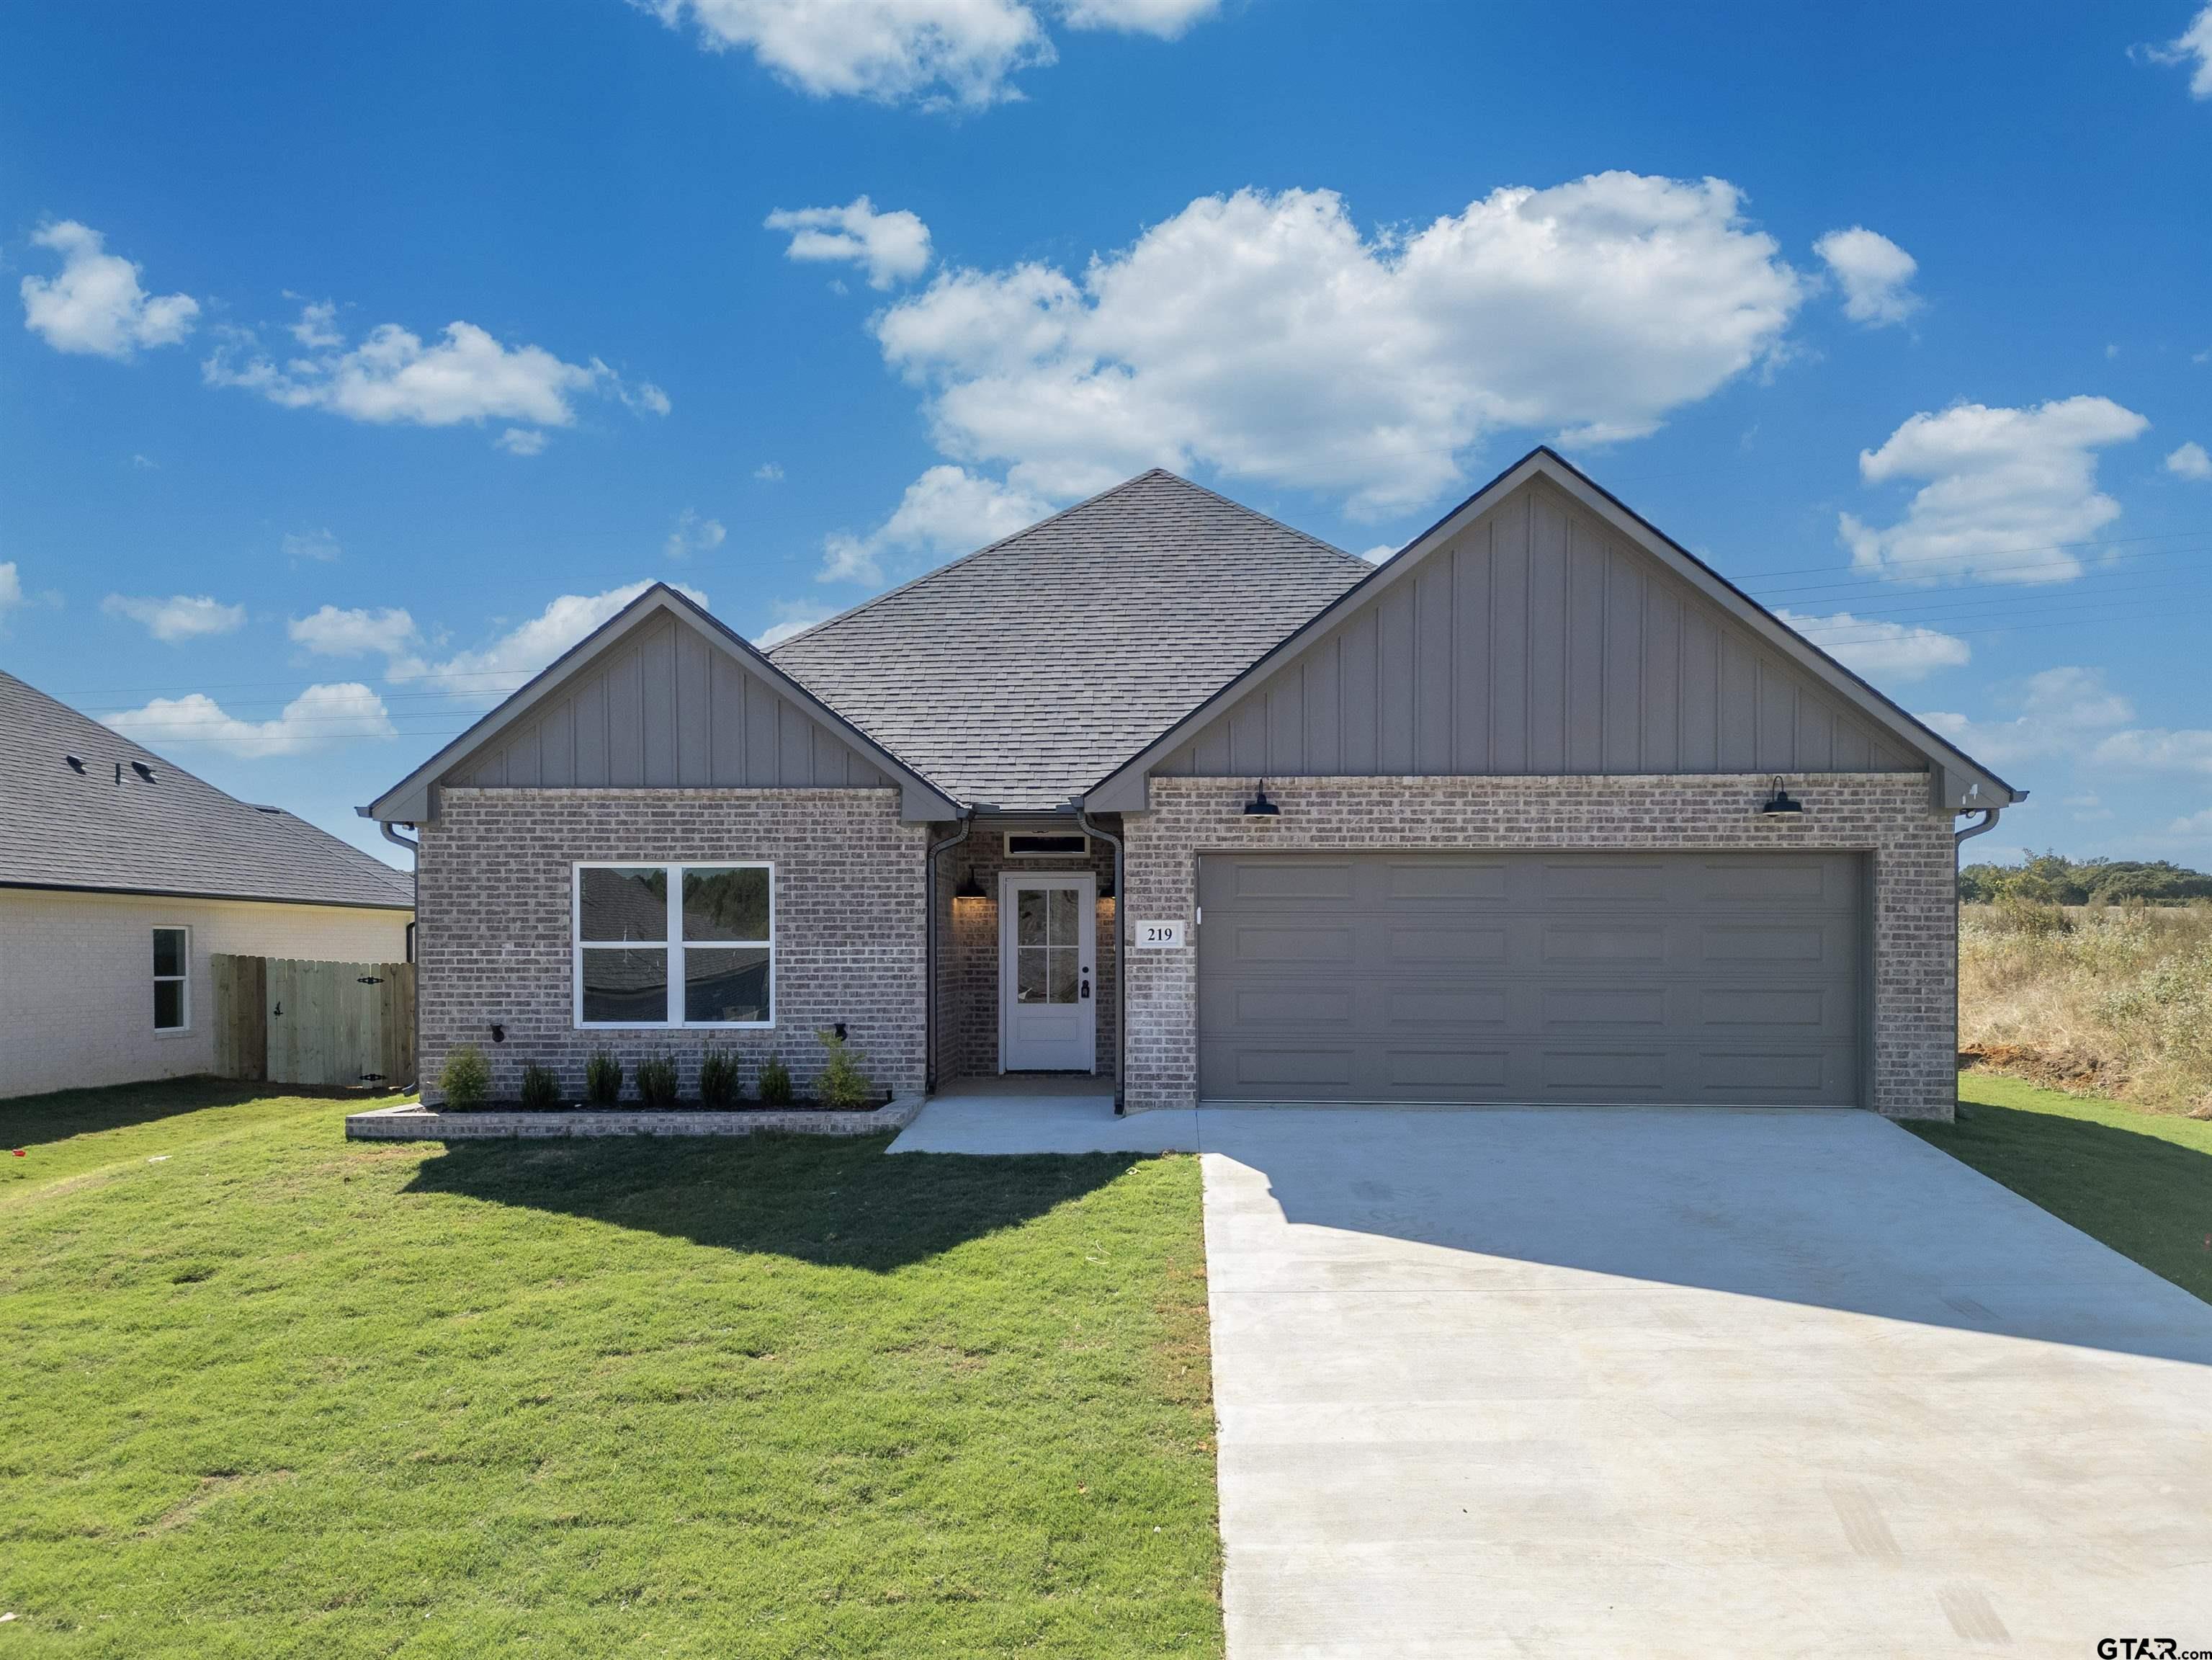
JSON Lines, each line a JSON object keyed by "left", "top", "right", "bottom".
{"left": 153, "top": 927, "right": 189, "bottom": 1032}
{"left": 573, "top": 862, "right": 773, "bottom": 1028}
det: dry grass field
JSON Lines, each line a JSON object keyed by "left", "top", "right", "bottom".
{"left": 1959, "top": 901, "right": 2212, "bottom": 1116}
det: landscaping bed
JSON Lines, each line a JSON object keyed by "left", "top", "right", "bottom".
{"left": 349, "top": 1095, "right": 923, "bottom": 1140}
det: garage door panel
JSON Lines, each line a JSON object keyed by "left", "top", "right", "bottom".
{"left": 1199, "top": 851, "right": 1863, "bottom": 1107}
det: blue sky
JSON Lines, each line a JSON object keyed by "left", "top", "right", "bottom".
{"left": 5, "top": 1, "right": 2211, "bottom": 870}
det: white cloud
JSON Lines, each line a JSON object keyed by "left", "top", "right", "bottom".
{"left": 288, "top": 604, "right": 418, "bottom": 658}
{"left": 755, "top": 461, "right": 785, "bottom": 481}
{"left": 2167, "top": 807, "right": 2212, "bottom": 839}
{"left": 20, "top": 221, "right": 200, "bottom": 359}
{"left": 1813, "top": 226, "right": 1920, "bottom": 326}
{"left": 102, "top": 592, "right": 247, "bottom": 643}
{"left": 874, "top": 175, "right": 1806, "bottom": 517}
{"left": 1053, "top": 0, "right": 1219, "bottom": 35}
{"left": 645, "top": 0, "right": 1053, "bottom": 107}
{"left": 2165, "top": 440, "right": 2212, "bottom": 480}
{"left": 753, "top": 599, "right": 835, "bottom": 648}
{"left": 1773, "top": 607, "right": 1969, "bottom": 682}
{"left": 665, "top": 508, "right": 727, "bottom": 558}
{"left": 0, "top": 562, "right": 21, "bottom": 613}
{"left": 1918, "top": 665, "right": 2133, "bottom": 768}
{"left": 205, "top": 304, "right": 662, "bottom": 439}
{"left": 389, "top": 580, "right": 708, "bottom": 703}
{"left": 2090, "top": 728, "right": 2212, "bottom": 775}
{"left": 1838, "top": 397, "right": 2149, "bottom": 584}
{"left": 496, "top": 427, "right": 549, "bottom": 457}
{"left": 1359, "top": 544, "right": 1397, "bottom": 564}
{"left": 820, "top": 465, "right": 1050, "bottom": 584}
{"left": 283, "top": 528, "right": 343, "bottom": 563}
{"left": 765, "top": 196, "right": 933, "bottom": 289}
{"left": 2151, "top": 5, "right": 2212, "bottom": 97}
{"left": 102, "top": 682, "right": 395, "bottom": 759}
{"left": 289, "top": 300, "right": 345, "bottom": 349}
{"left": 2063, "top": 792, "right": 2115, "bottom": 824}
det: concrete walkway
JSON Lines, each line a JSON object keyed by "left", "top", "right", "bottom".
{"left": 1201, "top": 1107, "right": 2212, "bottom": 1658}
{"left": 887, "top": 1081, "right": 1197, "bottom": 1154}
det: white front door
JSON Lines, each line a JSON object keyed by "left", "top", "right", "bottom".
{"left": 1000, "top": 872, "right": 1097, "bottom": 1072}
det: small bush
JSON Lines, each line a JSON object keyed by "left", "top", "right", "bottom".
{"left": 698, "top": 1048, "right": 739, "bottom": 1107}
{"left": 757, "top": 1055, "right": 792, "bottom": 1107}
{"left": 636, "top": 1056, "right": 679, "bottom": 1106}
{"left": 815, "top": 1030, "right": 877, "bottom": 1110}
{"left": 584, "top": 1049, "right": 623, "bottom": 1105}
{"left": 439, "top": 1045, "right": 492, "bottom": 1107}
{"left": 519, "top": 1063, "right": 560, "bottom": 1108}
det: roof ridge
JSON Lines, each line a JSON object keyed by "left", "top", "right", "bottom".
{"left": 1134, "top": 468, "right": 1370, "bottom": 570}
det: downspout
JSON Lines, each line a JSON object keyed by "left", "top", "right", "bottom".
{"left": 1954, "top": 807, "right": 2002, "bottom": 847}
{"left": 1076, "top": 806, "right": 1127, "bottom": 1115}
{"left": 923, "top": 813, "right": 974, "bottom": 1095}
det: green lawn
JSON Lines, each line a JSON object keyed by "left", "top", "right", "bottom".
{"left": 0, "top": 1082, "right": 1222, "bottom": 1658}
{"left": 1909, "top": 1072, "right": 2212, "bottom": 1306}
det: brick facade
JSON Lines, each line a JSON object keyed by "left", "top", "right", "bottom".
{"left": 417, "top": 787, "right": 927, "bottom": 1103}
{"left": 932, "top": 827, "right": 1119, "bottom": 1082}
{"left": 1119, "top": 774, "right": 1958, "bottom": 1120}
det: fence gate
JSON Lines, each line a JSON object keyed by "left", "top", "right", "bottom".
{"left": 211, "top": 955, "right": 416, "bottom": 1090}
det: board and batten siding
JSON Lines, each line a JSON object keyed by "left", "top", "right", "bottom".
{"left": 1155, "top": 480, "right": 1922, "bottom": 782}
{"left": 448, "top": 611, "right": 892, "bottom": 792}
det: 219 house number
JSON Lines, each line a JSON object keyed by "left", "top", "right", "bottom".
{"left": 1136, "top": 920, "right": 1186, "bottom": 949}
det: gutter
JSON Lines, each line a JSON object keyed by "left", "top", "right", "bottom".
{"left": 1076, "top": 806, "right": 1127, "bottom": 1115}
{"left": 1954, "top": 807, "right": 2004, "bottom": 847}
{"left": 923, "top": 813, "right": 974, "bottom": 1094}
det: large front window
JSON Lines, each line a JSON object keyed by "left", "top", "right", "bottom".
{"left": 573, "top": 862, "right": 773, "bottom": 1027}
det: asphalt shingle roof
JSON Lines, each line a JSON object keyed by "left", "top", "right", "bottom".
{"left": 0, "top": 670, "right": 416, "bottom": 910}
{"left": 768, "top": 470, "right": 1371, "bottom": 809}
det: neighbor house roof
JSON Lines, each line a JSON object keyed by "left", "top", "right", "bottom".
{"left": 767, "top": 469, "right": 1373, "bottom": 810}
{"left": 0, "top": 670, "right": 416, "bottom": 910}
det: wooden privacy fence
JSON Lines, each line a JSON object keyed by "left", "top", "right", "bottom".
{"left": 211, "top": 954, "right": 416, "bottom": 1090}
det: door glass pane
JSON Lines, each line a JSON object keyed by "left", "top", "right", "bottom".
{"left": 153, "top": 927, "right": 184, "bottom": 978}
{"left": 684, "top": 946, "right": 769, "bottom": 1023}
{"left": 153, "top": 978, "right": 184, "bottom": 1030}
{"left": 1018, "top": 947, "right": 1047, "bottom": 1002}
{"left": 684, "top": 867, "right": 769, "bottom": 942}
{"left": 1017, "top": 889, "right": 1046, "bottom": 947}
{"left": 581, "top": 946, "right": 670, "bottom": 1022}
{"left": 1047, "top": 947, "right": 1079, "bottom": 1004}
{"left": 579, "top": 867, "right": 667, "bottom": 942}
{"left": 1049, "top": 888, "right": 1078, "bottom": 947}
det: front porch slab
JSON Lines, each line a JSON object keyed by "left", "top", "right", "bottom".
{"left": 890, "top": 1084, "right": 1196, "bottom": 1155}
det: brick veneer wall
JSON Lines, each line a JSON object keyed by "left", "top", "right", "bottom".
{"left": 417, "top": 787, "right": 927, "bottom": 1103}
{"left": 1119, "top": 774, "right": 1958, "bottom": 1120}
{"left": 933, "top": 828, "right": 1119, "bottom": 1081}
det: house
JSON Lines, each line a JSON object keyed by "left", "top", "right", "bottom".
{"left": 366, "top": 450, "right": 2022, "bottom": 1118}
{"left": 1, "top": 671, "right": 416, "bottom": 1099}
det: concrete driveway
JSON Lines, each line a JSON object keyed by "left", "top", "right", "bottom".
{"left": 1201, "top": 1107, "right": 2212, "bottom": 1659}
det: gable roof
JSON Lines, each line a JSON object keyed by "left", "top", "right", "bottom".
{"left": 0, "top": 670, "right": 415, "bottom": 911}
{"left": 1086, "top": 447, "right": 2026, "bottom": 813}
{"left": 766, "top": 469, "right": 1373, "bottom": 810}
{"left": 364, "top": 584, "right": 959, "bottom": 823}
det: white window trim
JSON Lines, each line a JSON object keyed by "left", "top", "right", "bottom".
{"left": 571, "top": 861, "right": 776, "bottom": 1030}
{"left": 152, "top": 924, "right": 191, "bottom": 1037}
{"left": 1003, "top": 830, "right": 1091, "bottom": 859}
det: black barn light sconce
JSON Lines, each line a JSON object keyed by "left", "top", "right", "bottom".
{"left": 954, "top": 870, "right": 986, "bottom": 901}
{"left": 1242, "top": 779, "right": 1283, "bottom": 818}
{"left": 1757, "top": 776, "right": 1805, "bottom": 816}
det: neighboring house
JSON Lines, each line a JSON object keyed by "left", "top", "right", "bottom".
{"left": 1, "top": 671, "right": 415, "bottom": 1099}
{"left": 367, "top": 451, "right": 2023, "bottom": 1119}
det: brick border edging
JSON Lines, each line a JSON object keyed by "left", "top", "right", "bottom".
{"left": 345, "top": 1096, "right": 926, "bottom": 1141}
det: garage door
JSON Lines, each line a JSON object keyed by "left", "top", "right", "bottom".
{"left": 1197, "top": 852, "right": 1864, "bottom": 1106}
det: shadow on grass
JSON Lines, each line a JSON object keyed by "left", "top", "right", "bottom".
{"left": 0, "top": 1074, "right": 374, "bottom": 1148}
{"left": 403, "top": 1133, "right": 1145, "bottom": 1272}
{"left": 1909, "top": 1100, "right": 2212, "bottom": 1307}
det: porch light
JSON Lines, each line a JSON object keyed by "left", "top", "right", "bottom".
{"left": 1242, "top": 780, "right": 1282, "bottom": 818}
{"left": 1757, "top": 776, "right": 1804, "bottom": 816}
{"left": 954, "top": 870, "right": 985, "bottom": 901}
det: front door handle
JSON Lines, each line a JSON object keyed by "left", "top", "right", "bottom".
{"left": 1080, "top": 969, "right": 1092, "bottom": 1000}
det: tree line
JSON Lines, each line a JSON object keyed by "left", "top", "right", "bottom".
{"left": 1959, "top": 852, "right": 2212, "bottom": 905}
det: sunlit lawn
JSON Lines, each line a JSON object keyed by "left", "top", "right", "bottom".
{"left": 0, "top": 1081, "right": 1221, "bottom": 1657}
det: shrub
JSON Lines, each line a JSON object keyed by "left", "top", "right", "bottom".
{"left": 814, "top": 1029, "right": 877, "bottom": 1109}
{"left": 636, "top": 1056, "right": 679, "bottom": 1106}
{"left": 584, "top": 1049, "right": 623, "bottom": 1105}
{"left": 698, "top": 1047, "right": 740, "bottom": 1107}
{"left": 439, "top": 1044, "right": 492, "bottom": 1107}
{"left": 519, "top": 1063, "right": 560, "bottom": 1108}
{"left": 757, "top": 1055, "right": 792, "bottom": 1107}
